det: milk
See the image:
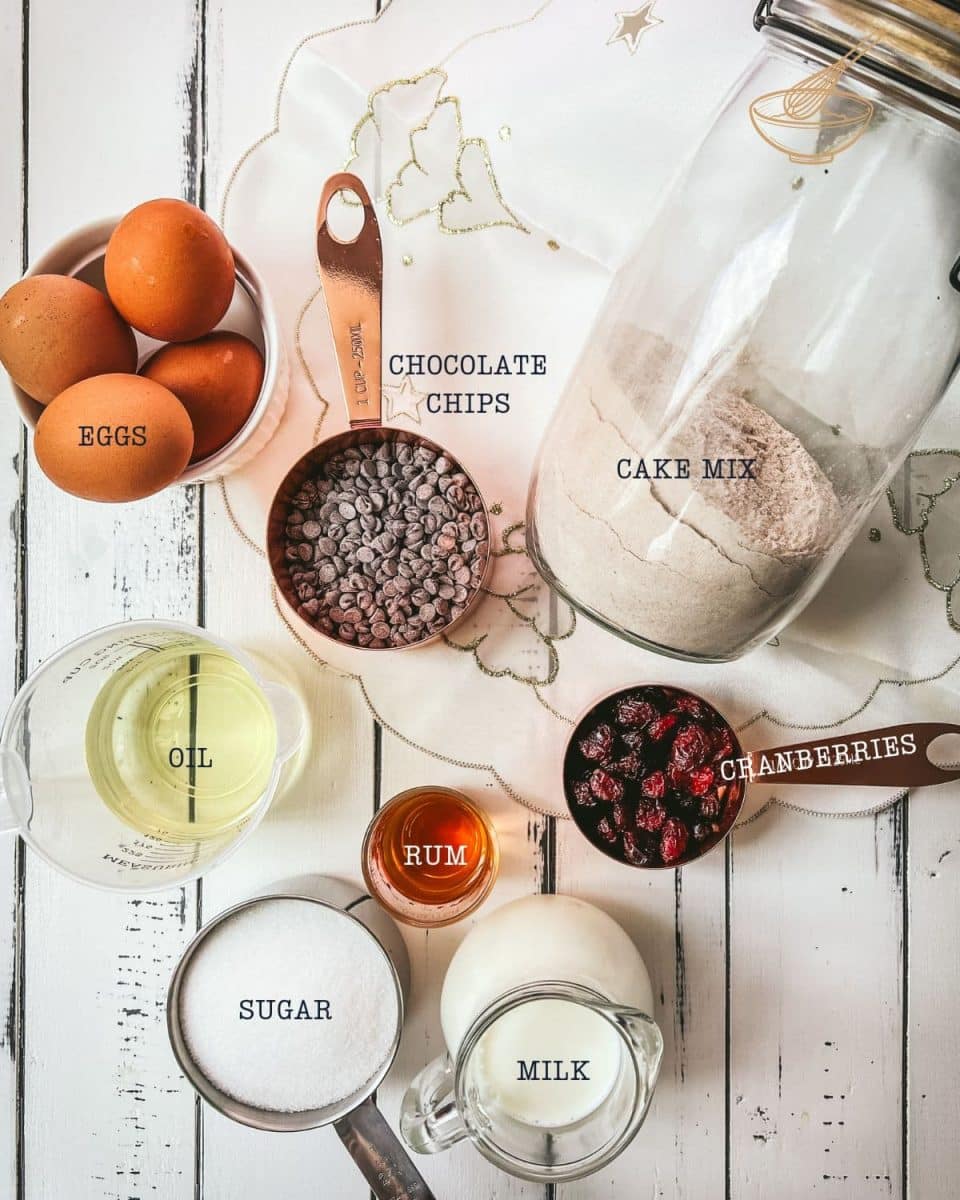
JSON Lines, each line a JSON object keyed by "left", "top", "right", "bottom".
{"left": 475, "top": 997, "right": 622, "bottom": 1127}
{"left": 440, "top": 895, "right": 655, "bottom": 1130}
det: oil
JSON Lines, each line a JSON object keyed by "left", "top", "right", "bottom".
{"left": 85, "top": 639, "right": 277, "bottom": 839}
{"left": 363, "top": 787, "right": 499, "bottom": 927}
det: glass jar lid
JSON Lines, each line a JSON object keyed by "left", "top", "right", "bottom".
{"left": 756, "top": 0, "right": 960, "bottom": 113}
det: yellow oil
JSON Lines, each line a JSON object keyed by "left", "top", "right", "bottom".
{"left": 85, "top": 640, "right": 278, "bottom": 839}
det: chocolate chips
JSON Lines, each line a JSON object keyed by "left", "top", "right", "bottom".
{"left": 281, "top": 437, "right": 489, "bottom": 649}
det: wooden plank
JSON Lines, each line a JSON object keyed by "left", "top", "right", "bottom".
{"left": 0, "top": 0, "right": 25, "bottom": 1193}
{"left": 555, "top": 827, "right": 727, "bottom": 1198}
{"left": 376, "top": 735, "right": 549, "bottom": 1200}
{"left": 20, "top": 1, "right": 204, "bottom": 1196}
{"left": 727, "top": 810, "right": 903, "bottom": 1198}
{"left": 196, "top": 518, "right": 377, "bottom": 1199}
{"left": 907, "top": 783, "right": 960, "bottom": 1198}
{"left": 197, "top": 4, "right": 380, "bottom": 1194}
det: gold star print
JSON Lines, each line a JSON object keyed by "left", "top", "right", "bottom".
{"left": 608, "top": 3, "right": 662, "bottom": 54}
{"left": 383, "top": 375, "right": 429, "bottom": 425}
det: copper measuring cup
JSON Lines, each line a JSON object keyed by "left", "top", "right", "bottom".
{"left": 267, "top": 173, "right": 492, "bottom": 650}
{"left": 564, "top": 682, "right": 960, "bottom": 870}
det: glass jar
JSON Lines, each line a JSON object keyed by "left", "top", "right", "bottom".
{"left": 527, "top": 0, "right": 960, "bottom": 662}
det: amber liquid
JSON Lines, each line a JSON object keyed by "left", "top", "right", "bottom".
{"left": 363, "top": 788, "right": 498, "bottom": 926}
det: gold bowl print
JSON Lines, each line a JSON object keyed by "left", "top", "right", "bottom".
{"left": 750, "top": 87, "right": 873, "bottom": 163}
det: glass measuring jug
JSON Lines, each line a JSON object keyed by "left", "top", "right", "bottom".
{"left": 0, "top": 620, "right": 305, "bottom": 891}
{"left": 400, "top": 894, "right": 663, "bottom": 1183}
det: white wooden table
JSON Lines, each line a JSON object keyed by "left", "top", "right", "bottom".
{"left": 2, "top": 1, "right": 958, "bottom": 1196}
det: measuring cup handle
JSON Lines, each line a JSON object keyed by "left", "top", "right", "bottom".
{"left": 737, "top": 722, "right": 960, "bottom": 788}
{"left": 316, "top": 171, "right": 383, "bottom": 430}
{"left": 334, "top": 1096, "right": 438, "bottom": 1200}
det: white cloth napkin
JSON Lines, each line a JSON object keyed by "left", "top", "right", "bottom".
{"left": 220, "top": 0, "right": 960, "bottom": 819}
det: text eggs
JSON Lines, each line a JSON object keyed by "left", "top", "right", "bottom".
{"left": 35, "top": 374, "right": 194, "bottom": 502}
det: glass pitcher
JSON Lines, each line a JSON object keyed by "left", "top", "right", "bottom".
{"left": 528, "top": 0, "right": 960, "bottom": 662}
{"left": 0, "top": 620, "right": 305, "bottom": 891}
{"left": 400, "top": 894, "right": 663, "bottom": 1183}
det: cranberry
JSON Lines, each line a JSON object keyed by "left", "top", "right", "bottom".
{"left": 589, "top": 768, "right": 623, "bottom": 804}
{"left": 612, "top": 800, "right": 631, "bottom": 831}
{"left": 688, "top": 766, "right": 715, "bottom": 796}
{"left": 692, "top": 821, "right": 714, "bottom": 842}
{"left": 660, "top": 818, "right": 689, "bottom": 865}
{"left": 597, "top": 815, "right": 618, "bottom": 844}
{"left": 673, "top": 694, "right": 712, "bottom": 720}
{"left": 621, "top": 728, "right": 645, "bottom": 752}
{"left": 579, "top": 723, "right": 614, "bottom": 762}
{"left": 636, "top": 801, "right": 667, "bottom": 832}
{"left": 572, "top": 778, "right": 596, "bottom": 807}
{"left": 623, "top": 831, "right": 654, "bottom": 866}
{"left": 612, "top": 751, "right": 644, "bottom": 781}
{"left": 615, "top": 695, "right": 658, "bottom": 727}
{"left": 667, "top": 762, "right": 688, "bottom": 791}
{"left": 641, "top": 770, "right": 667, "bottom": 800}
{"left": 699, "top": 793, "right": 722, "bottom": 819}
{"left": 671, "top": 723, "right": 712, "bottom": 771}
{"left": 648, "top": 714, "right": 679, "bottom": 742}
{"left": 711, "top": 725, "right": 736, "bottom": 762}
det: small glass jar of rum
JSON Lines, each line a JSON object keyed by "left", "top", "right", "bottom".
{"left": 362, "top": 787, "right": 499, "bottom": 928}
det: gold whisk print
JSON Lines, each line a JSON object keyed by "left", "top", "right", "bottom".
{"left": 750, "top": 39, "right": 876, "bottom": 164}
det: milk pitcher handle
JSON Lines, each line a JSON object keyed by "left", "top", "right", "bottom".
{"left": 399, "top": 1053, "right": 468, "bottom": 1155}
{"left": 334, "top": 1096, "right": 437, "bottom": 1200}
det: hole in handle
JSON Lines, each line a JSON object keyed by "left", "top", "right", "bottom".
{"left": 926, "top": 732, "right": 960, "bottom": 770}
{"left": 322, "top": 188, "right": 368, "bottom": 245}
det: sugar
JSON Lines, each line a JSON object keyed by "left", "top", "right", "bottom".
{"left": 180, "top": 898, "right": 400, "bottom": 1113}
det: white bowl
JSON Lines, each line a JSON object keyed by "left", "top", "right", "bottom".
{"left": 10, "top": 216, "right": 288, "bottom": 484}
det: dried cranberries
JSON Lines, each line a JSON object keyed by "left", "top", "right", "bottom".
{"left": 564, "top": 684, "right": 744, "bottom": 868}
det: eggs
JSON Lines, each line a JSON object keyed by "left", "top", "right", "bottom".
{"left": 0, "top": 275, "right": 137, "bottom": 405}
{"left": 141, "top": 332, "right": 264, "bottom": 463}
{"left": 104, "top": 199, "right": 236, "bottom": 342}
{"left": 35, "top": 374, "right": 194, "bottom": 502}
{"left": 0, "top": 197, "right": 273, "bottom": 503}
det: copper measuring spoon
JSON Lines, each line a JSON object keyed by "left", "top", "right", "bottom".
{"left": 267, "top": 173, "right": 492, "bottom": 650}
{"left": 564, "top": 683, "right": 960, "bottom": 871}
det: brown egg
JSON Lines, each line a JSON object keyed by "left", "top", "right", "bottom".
{"left": 141, "top": 332, "right": 264, "bottom": 463}
{"left": 0, "top": 275, "right": 137, "bottom": 405}
{"left": 104, "top": 199, "right": 235, "bottom": 342}
{"left": 35, "top": 373, "right": 194, "bottom": 502}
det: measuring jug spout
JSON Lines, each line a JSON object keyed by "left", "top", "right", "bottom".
{"left": 0, "top": 747, "right": 29, "bottom": 834}
{"left": 400, "top": 1054, "right": 467, "bottom": 1155}
{"left": 260, "top": 682, "right": 306, "bottom": 764}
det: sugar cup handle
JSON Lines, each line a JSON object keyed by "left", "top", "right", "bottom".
{"left": 399, "top": 1053, "right": 468, "bottom": 1156}
{"left": 334, "top": 1096, "right": 438, "bottom": 1200}
{"left": 260, "top": 683, "right": 306, "bottom": 764}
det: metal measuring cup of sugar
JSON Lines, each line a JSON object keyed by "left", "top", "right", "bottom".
{"left": 167, "top": 876, "right": 436, "bottom": 1200}
{"left": 266, "top": 172, "right": 493, "bottom": 651}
